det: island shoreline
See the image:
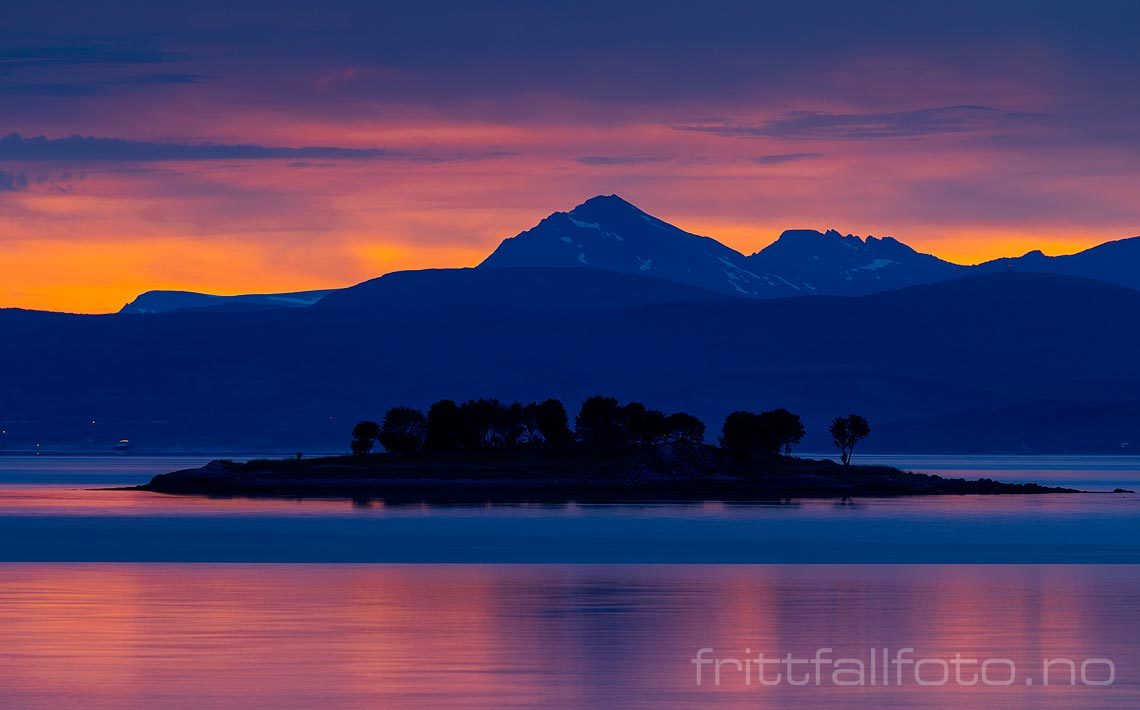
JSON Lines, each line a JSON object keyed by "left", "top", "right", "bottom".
{"left": 129, "top": 448, "right": 1079, "bottom": 503}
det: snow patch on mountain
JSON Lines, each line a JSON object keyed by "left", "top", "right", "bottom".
{"left": 854, "top": 259, "right": 898, "bottom": 271}
{"left": 746, "top": 228, "right": 965, "bottom": 296}
{"left": 569, "top": 217, "right": 600, "bottom": 229}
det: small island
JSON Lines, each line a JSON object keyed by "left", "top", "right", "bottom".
{"left": 135, "top": 396, "right": 1076, "bottom": 502}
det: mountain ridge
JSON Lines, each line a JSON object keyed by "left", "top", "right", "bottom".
{"left": 120, "top": 288, "right": 333, "bottom": 314}
{"left": 478, "top": 195, "right": 810, "bottom": 298}
{"left": 744, "top": 228, "right": 966, "bottom": 296}
{"left": 109, "top": 194, "right": 1140, "bottom": 315}
{"left": 314, "top": 266, "right": 728, "bottom": 312}
{"left": 973, "top": 235, "right": 1140, "bottom": 291}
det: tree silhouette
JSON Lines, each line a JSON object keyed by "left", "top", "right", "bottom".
{"left": 521, "top": 399, "right": 573, "bottom": 447}
{"left": 720, "top": 411, "right": 767, "bottom": 455}
{"left": 829, "top": 414, "right": 871, "bottom": 465}
{"left": 350, "top": 419, "right": 381, "bottom": 456}
{"left": 720, "top": 408, "right": 805, "bottom": 456}
{"left": 761, "top": 408, "right": 805, "bottom": 456}
{"left": 425, "top": 399, "right": 463, "bottom": 450}
{"left": 575, "top": 396, "right": 627, "bottom": 448}
{"left": 349, "top": 396, "right": 713, "bottom": 452}
{"left": 664, "top": 412, "right": 705, "bottom": 445}
{"left": 520, "top": 402, "right": 544, "bottom": 444}
{"left": 535, "top": 399, "right": 573, "bottom": 446}
{"left": 503, "top": 402, "right": 527, "bottom": 447}
{"left": 623, "top": 402, "right": 669, "bottom": 446}
{"left": 379, "top": 406, "right": 427, "bottom": 453}
{"left": 456, "top": 398, "right": 515, "bottom": 448}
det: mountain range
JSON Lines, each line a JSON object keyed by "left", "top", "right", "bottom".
{"left": 4, "top": 195, "right": 1139, "bottom": 454}
{"left": 120, "top": 194, "right": 1140, "bottom": 312}
{"left": 478, "top": 195, "right": 805, "bottom": 297}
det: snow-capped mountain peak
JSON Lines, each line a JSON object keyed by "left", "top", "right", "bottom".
{"left": 745, "top": 228, "right": 964, "bottom": 295}
{"left": 479, "top": 195, "right": 805, "bottom": 297}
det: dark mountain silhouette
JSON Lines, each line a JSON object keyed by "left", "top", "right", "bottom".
{"left": 315, "top": 266, "right": 724, "bottom": 312}
{"left": 120, "top": 288, "right": 332, "bottom": 314}
{"left": 746, "top": 229, "right": 965, "bottom": 295}
{"left": 3, "top": 270, "right": 1140, "bottom": 453}
{"left": 478, "top": 195, "right": 810, "bottom": 298}
{"left": 974, "top": 236, "right": 1140, "bottom": 292}
{"left": 116, "top": 196, "right": 1140, "bottom": 313}
{"left": 476, "top": 195, "right": 1140, "bottom": 298}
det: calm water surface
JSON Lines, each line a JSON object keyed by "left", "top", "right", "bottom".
{"left": 0, "top": 454, "right": 1137, "bottom": 708}
{"left": 1, "top": 564, "right": 1137, "bottom": 709}
{"left": 0, "top": 454, "right": 1136, "bottom": 563}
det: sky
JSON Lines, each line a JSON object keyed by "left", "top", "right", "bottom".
{"left": 2, "top": 0, "right": 1139, "bottom": 312}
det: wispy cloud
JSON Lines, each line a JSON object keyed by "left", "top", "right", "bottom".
{"left": 0, "top": 170, "right": 28, "bottom": 191}
{"left": 0, "top": 83, "right": 101, "bottom": 96}
{"left": 0, "top": 73, "right": 212, "bottom": 97}
{"left": 0, "top": 133, "right": 501, "bottom": 162}
{"left": 0, "top": 43, "right": 171, "bottom": 68}
{"left": 0, "top": 39, "right": 200, "bottom": 97}
{"left": 112, "top": 73, "right": 211, "bottom": 86}
{"left": 753, "top": 152, "right": 822, "bottom": 165}
{"left": 286, "top": 161, "right": 339, "bottom": 169}
{"left": 574, "top": 155, "right": 672, "bottom": 166}
{"left": 678, "top": 105, "right": 1049, "bottom": 141}
{"left": 0, "top": 134, "right": 519, "bottom": 164}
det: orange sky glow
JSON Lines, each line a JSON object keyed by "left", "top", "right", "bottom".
{"left": 2, "top": 4, "right": 1138, "bottom": 313}
{"left": 4, "top": 114, "right": 1136, "bottom": 313}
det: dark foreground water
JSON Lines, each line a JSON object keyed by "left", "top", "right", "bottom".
{"left": 0, "top": 454, "right": 1137, "bottom": 708}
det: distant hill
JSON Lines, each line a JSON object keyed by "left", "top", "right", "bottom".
{"left": 974, "top": 236, "right": 1140, "bottom": 292}
{"left": 746, "top": 229, "right": 966, "bottom": 296}
{"left": 315, "top": 266, "right": 725, "bottom": 312}
{"left": 478, "top": 195, "right": 809, "bottom": 298}
{"left": 4, "top": 270, "right": 1140, "bottom": 453}
{"left": 120, "top": 288, "right": 333, "bottom": 314}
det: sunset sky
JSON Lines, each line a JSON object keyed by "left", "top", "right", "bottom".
{"left": 3, "top": 0, "right": 1139, "bottom": 312}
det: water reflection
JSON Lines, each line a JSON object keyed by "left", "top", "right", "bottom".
{"left": 0, "top": 564, "right": 1136, "bottom": 708}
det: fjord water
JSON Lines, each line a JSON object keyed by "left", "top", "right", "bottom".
{"left": 1, "top": 564, "right": 1137, "bottom": 709}
{"left": 0, "top": 455, "right": 1138, "bottom": 708}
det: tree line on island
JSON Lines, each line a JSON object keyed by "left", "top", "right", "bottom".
{"left": 351, "top": 396, "right": 871, "bottom": 465}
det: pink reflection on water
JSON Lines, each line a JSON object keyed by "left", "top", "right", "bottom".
{"left": 0, "top": 565, "right": 1137, "bottom": 708}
